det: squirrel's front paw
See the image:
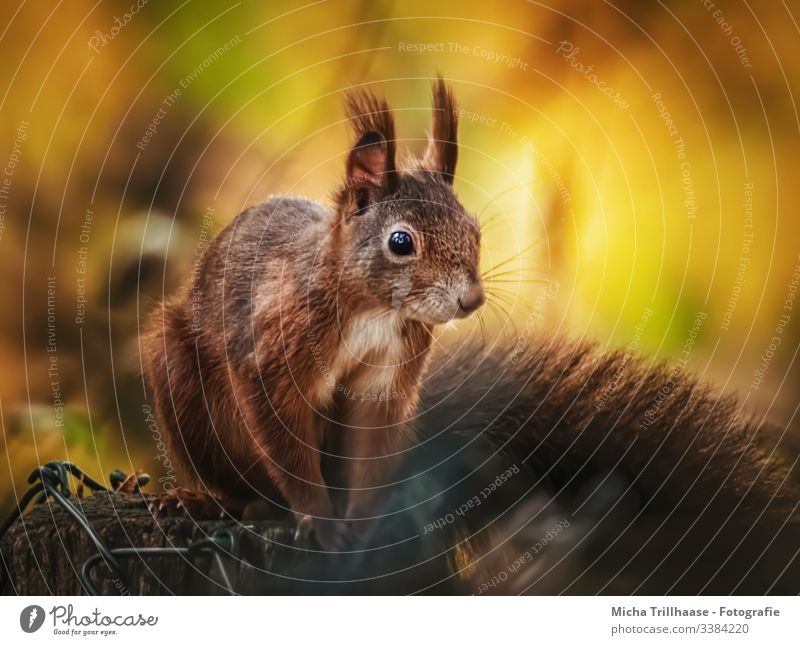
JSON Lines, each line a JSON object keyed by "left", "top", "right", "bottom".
{"left": 148, "top": 487, "right": 226, "bottom": 520}
{"left": 294, "top": 514, "right": 356, "bottom": 552}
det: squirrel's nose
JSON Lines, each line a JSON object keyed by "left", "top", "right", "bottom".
{"left": 457, "top": 282, "right": 485, "bottom": 317}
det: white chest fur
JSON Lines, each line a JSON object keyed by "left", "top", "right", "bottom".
{"left": 341, "top": 311, "right": 402, "bottom": 365}
{"left": 309, "top": 311, "right": 403, "bottom": 403}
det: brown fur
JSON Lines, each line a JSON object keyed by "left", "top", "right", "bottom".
{"left": 140, "top": 78, "right": 800, "bottom": 588}
{"left": 225, "top": 335, "right": 800, "bottom": 593}
{"left": 413, "top": 337, "right": 800, "bottom": 593}
{"left": 141, "top": 80, "right": 483, "bottom": 549}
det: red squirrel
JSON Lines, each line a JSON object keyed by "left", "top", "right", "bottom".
{"left": 141, "top": 79, "right": 484, "bottom": 550}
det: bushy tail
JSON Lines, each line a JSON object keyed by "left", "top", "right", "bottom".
{"left": 410, "top": 337, "right": 800, "bottom": 594}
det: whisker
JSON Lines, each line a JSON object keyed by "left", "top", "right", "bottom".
{"left": 481, "top": 237, "right": 546, "bottom": 278}
{"left": 477, "top": 309, "right": 487, "bottom": 348}
{"left": 484, "top": 267, "right": 550, "bottom": 278}
{"left": 486, "top": 291, "right": 514, "bottom": 311}
{"left": 485, "top": 296, "right": 513, "bottom": 328}
{"left": 483, "top": 299, "right": 503, "bottom": 325}
{"left": 485, "top": 298, "right": 520, "bottom": 341}
{"left": 485, "top": 287, "right": 519, "bottom": 305}
{"left": 484, "top": 278, "right": 550, "bottom": 285}
{"left": 485, "top": 288, "right": 533, "bottom": 310}
{"left": 422, "top": 324, "right": 447, "bottom": 349}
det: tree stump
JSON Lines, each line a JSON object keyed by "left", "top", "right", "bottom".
{"left": 0, "top": 492, "right": 325, "bottom": 595}
{"left": 0, "top": 488, "right": 464, "bottom": 595}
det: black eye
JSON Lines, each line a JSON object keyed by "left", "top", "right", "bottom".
{"left": 388, "top": 230, "right": 414, "bottom": 256}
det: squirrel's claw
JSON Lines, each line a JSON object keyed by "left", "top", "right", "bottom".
{"left": 148, "top": 488, "right": 226, "bottom": 520}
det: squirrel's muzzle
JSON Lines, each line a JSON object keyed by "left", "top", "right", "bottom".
{"left": 456, "top": 282, "right": 485, "bottom": 317}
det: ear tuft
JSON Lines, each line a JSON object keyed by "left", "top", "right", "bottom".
{"left": 423, "top": 76, "right": 458, "bottom": 183}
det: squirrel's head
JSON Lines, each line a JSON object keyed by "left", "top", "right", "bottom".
{"left": 333, "top": 78, "right": 483, "bottom": 326}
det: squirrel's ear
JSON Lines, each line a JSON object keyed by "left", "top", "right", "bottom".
{"left": 423, "top": 77, "right": 458, "bottom": 184}
{"left": 347, "top": 131, "right": 391, "bottom": 188}
{"left": 343, "top": 89, "right": 397, "bottom": 193}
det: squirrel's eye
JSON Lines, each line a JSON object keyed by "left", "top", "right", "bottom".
{"left": 388, "top": 230, "right": 414, "bottom": 256}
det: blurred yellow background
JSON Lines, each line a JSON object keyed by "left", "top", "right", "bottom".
{"left": 2, "top": 0, "right": 799, "bottom": 509}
